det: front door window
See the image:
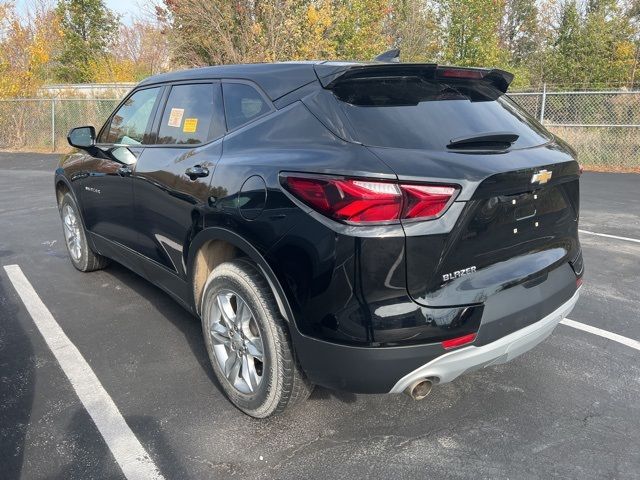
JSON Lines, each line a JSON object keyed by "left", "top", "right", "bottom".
{"left": 104, "top": 87, "right": 161, "bottom": 145}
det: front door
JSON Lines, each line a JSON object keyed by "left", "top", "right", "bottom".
{"left": 80, "top": 86, "right": 162, "bottom": 255}
{"left": 132, "top": 82, "right": 225, "bottom": 280}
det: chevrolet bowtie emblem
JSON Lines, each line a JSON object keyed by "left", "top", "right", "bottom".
{"left": 531, "top": 169, "right": 552, "bottom": 184}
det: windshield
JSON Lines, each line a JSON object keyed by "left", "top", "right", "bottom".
{"left": 330, "top": 76, "right": 551, "bottom": 150}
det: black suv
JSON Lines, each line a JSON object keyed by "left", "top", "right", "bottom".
{"left": 56, "top": 61, "right": 583, "bottom": 417}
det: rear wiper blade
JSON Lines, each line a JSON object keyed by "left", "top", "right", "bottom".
{"left": 447, "top": 132, "right": 519, "bottom": 150}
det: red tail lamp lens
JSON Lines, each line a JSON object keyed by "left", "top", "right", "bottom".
{"left": 439, "top": 68, "right": 485, "bottom": 79}
{"left": 402, "top": 185, "right": 457, "bottom": 219}
{"left": 283, "top": 175, "right": 458, "bottom": 224}
{"left": 284, "top": 177, "right": 402, "bottom": 223}
{"left": 441, "top": 333, "right": 477, "bottom": 350}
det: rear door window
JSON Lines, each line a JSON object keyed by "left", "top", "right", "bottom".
{"left": 104, "top": 87, "right": 161, "bottom": 145}
{"left": 222, "top": 83, "right": 272, "bottom": 131}
{"left": 330, "top": 77, "right": 551, "bottom": 150}
{"left": 157, "top": 83, "right": 223, "bottom": 145}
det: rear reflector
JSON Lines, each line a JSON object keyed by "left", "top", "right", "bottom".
{"left": 282, "top": 175, "right": 458, "bottom": 224}
{"left": 576, "top": 277, "right": 583, "bottom": 288}
{"left": 441, "top": 333, "right": 477, "bottom": 350}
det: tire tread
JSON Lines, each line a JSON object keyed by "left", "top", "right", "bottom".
{"left": 204, "top": 258, "right": 312, "bottom": 417}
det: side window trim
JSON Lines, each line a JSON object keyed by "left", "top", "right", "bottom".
{"left": 221, "top": 79, "right": 275, "bottom": 133}
{"left": 96, "top": 85, "right": 165, "bottom": 146}
{"left": 147, "top": 84, "right": 172, "bottom": 145}
{"left": 146, "top": 80, "right": 225, "bottom": 149}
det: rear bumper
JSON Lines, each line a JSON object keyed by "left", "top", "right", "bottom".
{"left": 389, "top": 287, "right": 580, "bottom": 393}
{"left": 293, "top": 287, "right": 580, "bottom": 394}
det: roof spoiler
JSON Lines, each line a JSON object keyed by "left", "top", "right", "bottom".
{"left": 314, "top": 63, "right": 514, "bottom": 93}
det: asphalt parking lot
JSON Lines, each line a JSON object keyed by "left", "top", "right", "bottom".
{"left": 1, "top": 152, "right": 638, "bottom": 480}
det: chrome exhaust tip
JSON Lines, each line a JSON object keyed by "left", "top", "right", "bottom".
{"left": 405, "top": 379, "right": 433, "bottom": 400}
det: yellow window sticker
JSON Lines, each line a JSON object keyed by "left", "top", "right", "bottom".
{"left": 168, "top": 108, "right": 184, "bottom": 127}
{"left": 183, "top": 118, "right": 198, "bottom": 133}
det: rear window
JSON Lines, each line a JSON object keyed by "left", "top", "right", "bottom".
{"left": 223, "top": 83, "right": 271, "bottom": 131}
{"left": 330, "top": 76, "right": 551, "bottom": 150}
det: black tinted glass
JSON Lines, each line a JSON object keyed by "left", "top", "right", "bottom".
{"left": 223, "top": 83, "right": 271, "bottom": 130}
{"left": 331, "top": 77, "right": 550, "bottom": 150}
{"left": 158, "top": 84, "right": 219, "bottom": 145}
{"left": 106, "top": 87, "right": 160, "bottom": 145}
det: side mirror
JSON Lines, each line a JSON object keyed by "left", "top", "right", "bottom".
{"left": 67, "top": 126, "right": 96, "bottom": 149}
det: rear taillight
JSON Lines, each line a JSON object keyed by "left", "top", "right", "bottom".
{"left": 439, "top": 68, "right": 485, "bottom": 80}
{"left": 282, "top": 174, "right": 458, "bottom": 224}
{"left": 401, "top": 185, "right": 457, "bottom": 219}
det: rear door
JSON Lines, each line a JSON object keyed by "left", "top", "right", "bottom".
{"left": 132, "top": 81, "right": 225, "bottom": 280}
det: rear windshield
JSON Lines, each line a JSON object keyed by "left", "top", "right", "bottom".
{"left": 330, "top": 76, "right": 551, "bottom": 150}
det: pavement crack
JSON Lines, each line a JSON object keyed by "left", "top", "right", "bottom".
{"left": 184, "top": 455, "right": 238, "bottom": 476}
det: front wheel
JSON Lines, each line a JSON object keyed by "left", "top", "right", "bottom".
{"left": 201, "top": 259, "right": 312, "bottom": 418}
{"left": 59, "top": 192, "right": 109, "bottom": 272}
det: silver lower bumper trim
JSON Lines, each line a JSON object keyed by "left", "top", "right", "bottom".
{"left": 389, "top": 288, "right": 581, "bottom": 394}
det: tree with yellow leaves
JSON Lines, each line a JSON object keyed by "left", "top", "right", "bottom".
{"left": 0, "top": 1, "right": 61, "bottom": 98}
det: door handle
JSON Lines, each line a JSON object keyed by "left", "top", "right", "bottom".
{"left": 185, "top": 165, "right": 209, "bottom": 180}
{"left": 117, "top": 166, "right": 132, "bottom": 177}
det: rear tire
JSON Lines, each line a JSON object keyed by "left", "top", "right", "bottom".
{"left": 59, "top": 192, "right": 109, "bottom": 272}
{"left": 201, "top": 258, "right": 312, "bottom": 418}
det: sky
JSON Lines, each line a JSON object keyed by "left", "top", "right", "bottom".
{"left": 15, "top": 0, "right": 152, "bottom": 23}
{"left": 103, "top": 0, "right": 150, "bottom": 22}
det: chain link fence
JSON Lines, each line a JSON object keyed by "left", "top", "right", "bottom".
{"left": 0, "top": 90, "right": 638, "bottom": 171}
{"left": 509, "top": 90, "right": 640, "bottom": 171}
{"left": 0, "top": 98, "right": 119, "bottom": 152}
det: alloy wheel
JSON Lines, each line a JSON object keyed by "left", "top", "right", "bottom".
{"left": 208, "top": 290, "right": 265, "bottom": 394}
{"left": 62, "top": 204, "right": 82, "bottom": 262}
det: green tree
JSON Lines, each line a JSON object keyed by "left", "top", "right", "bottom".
{"left": 332, "top": 0, "right": 389, "bottom": 60}
{"left": 439, "top": 0, "right": 509, "bottom": 67}
{"left": 55, "top": 0, "right": 119, "bottom": 82}
{"left": 501, "top": 0, "right": 539, "bottom": 65}
{"left": 548, "top": 0, "right": 636, "bottom": 88}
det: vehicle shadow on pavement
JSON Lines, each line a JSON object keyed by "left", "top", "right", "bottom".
{"left": 101, "top": 263, "right": 226, "bottom": 395}
{"left": 0, "top": 277, "right": 35, "bottom": 480}
{"left": 102, "top": 262, "right": 364, "bottom": 408}
{"left": 310, "top": 386, "right": 357, "bottom": 404}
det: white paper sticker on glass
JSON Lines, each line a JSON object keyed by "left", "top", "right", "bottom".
{"left": 167, "top": 108, "right": 184, "bottom": 128}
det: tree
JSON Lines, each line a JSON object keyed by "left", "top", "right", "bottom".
{"left": 159, "top": 0, "right": 306, "bottom": 66}
{"left": 159, "top": 0, "right": 391, "bottom": 66}
{"left": 91, "top": 19, "right": 169, "bottom": 82}
{"left": 439, "top": 0, "right": 509, "bottom": 67}
{"left": 0, "top": 0, "right": 61, "bottom": 97}
{"left": 55, "top": 0, "right": 119, "bottom": 82}
{"left": 332, "top": 0, "right": 389, "bottom": 60}
{"left": 547, "top": 0, "right": 637, "bottom": 88}
{"left": 501, "top": 0, "right": 540, "bottom": 65}
{"left": 388, "top": 0, "right": 442, "bottom": 63}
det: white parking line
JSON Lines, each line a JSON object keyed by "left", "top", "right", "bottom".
{"left": 3, "top": 265, "right": 164, "bottom": 480}
{"left": 562, "top": 318, "right": 640, "bottom": 351}
{"left": 579, "top": 229, "right": 640, "bottom": 244}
